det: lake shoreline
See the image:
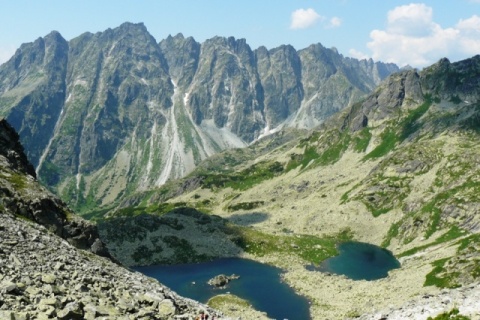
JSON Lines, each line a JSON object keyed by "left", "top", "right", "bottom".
{"left": 134, "top": 257, "right": 312, "bottom": 320}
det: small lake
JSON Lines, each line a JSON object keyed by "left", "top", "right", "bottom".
{"left": 134, "top": 258, "right": 311, "bottom": 320}
{"left": 307, "top": 241, "right": 400, "bottom": 280}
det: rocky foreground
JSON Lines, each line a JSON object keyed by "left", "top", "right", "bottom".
{"left": 354, "top": 283, "right": 480, "bottom": 320}
{"left": 0, "top": 210, "right": 225, "bottom": 319}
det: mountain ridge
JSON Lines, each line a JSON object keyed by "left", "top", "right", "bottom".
{"left": 0, "top": 22, "right": 399, "bottom": 213}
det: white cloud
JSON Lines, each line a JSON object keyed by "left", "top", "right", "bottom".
{"left": 456, "top": 15, "right": 480, "bottom": 31}
{"left": 0, "top": 45, "right": 16, "bottom": 65}
{"left": 349, "top": 49, "right": 369, "bottom": 60}
{"left": 365, "top": 4, "right": 480, "bottom": 68}
{"left": 290, "top": 8, "right": 322, "bottom": 30}
{"left": 386, "top": 3, "right": 434, "bottom": 37}
{"left": 328, "top": 17, "right": 342, "bottom": 29}
{"left": 455, "top": 15, "right": 480, "bottom": 56}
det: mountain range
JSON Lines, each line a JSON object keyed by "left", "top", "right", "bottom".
{"left": 0, "top": 22, "right": 398, "bottom": 213}
{"left": 1, "top": 21, "right": 479, "bottom": 319}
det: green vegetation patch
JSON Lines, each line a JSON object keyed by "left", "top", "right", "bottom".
{"left": 397, "top": 226, "right": 465, "bottom": 258}
{"left": 422, "top": 233, "right": 480, "bottom": 289}
{"left": 317, "top": 132, "right": 351, "bottom": 166}
{"left": 424, "top": 258, "right": 461, "bottom": 289}
{"left": 363, "top": 129, "right": 397, "bottom": 160}
{"left": 227, "top": 201, "right": 265, "bottom": 212}
{"left": 286, "top": 130, "right": 352, "bottom": 171}
{"left": 399, "top": 99, "right": 431, "bottom": 141}
{"left": 382, "top": 221, "right": 401, "bottom": 248}
{"left": 199, "top": 160, "right": 284, "bottom": 191}
{"left": 364, "top": 99, "right": 432, "bottom": 161}
{"left": 207, "top": 294, "right": 251, "bottom": 309}
{"left": 226, "top": 225, "right": 353, "bottom": 264}
{"left": 353, "top": 127, "right": 372, "bottom": 152}
{"left": 162, "top": 235, "right": 209, "bottom": 263}
{"left": 3, "top": 172, "right": 28, "bottom": 190}
{"left": 427, "top": 308, "right": 470, "bottom": 320}
{"left": 114, "top": 202, "right": 188, "bottom": 218}
{"left": 285, "top": 147, "right": 319, "bottom": 171}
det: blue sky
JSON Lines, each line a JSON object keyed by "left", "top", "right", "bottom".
{"left": 0, "top": 0, "right": 479, "bottom": 68}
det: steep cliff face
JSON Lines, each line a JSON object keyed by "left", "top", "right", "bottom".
{"left": 0, "top": 22, "right": 399, "bottom": 213}
{"left": 186, "top": 36, "right": 265, "bottom": 142}
{"left": 255, "top": 45, "right": 303, "bottom": 132}
{"left": 0, "top": 31, "right": 68, "bottom": 169}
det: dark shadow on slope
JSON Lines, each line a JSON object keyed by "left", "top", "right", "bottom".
{"left": 227, "top": 212, "right": 270, "bottom": 226}
{"left": 97, "top": 208, "right": 244, "bottom": 266}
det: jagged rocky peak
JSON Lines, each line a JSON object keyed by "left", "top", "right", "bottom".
{"left": 340, "top": 55, "right": 480, "bottom": 134}
{"left": 255, "top": 44, "right": 303, "bottom": 128}
{"left": 421, "top": 55, "right": 480, "bottom": 101}
{"left": 159, "top": 32, "right": 200, "bottom": 86}
{"left": 0, "top": 22, "right": 401, "bottom": 213}
{"left": 187, "top": 34, "right": 265, "bottom": 141}
{"left": 0, "top": 30, "right": 67, "bottom": 93}
{"left": 43, "top": 21, "right": 172, "bottom": 178}
{"left": 341, "top": 69, "right": 424, "bottom": 132}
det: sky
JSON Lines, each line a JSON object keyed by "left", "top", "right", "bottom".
{"left": 0, "top": 0, "right": 479, "bottom": 69}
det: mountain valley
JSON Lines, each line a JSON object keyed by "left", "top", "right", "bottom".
{"left": 0, "top": 22, "right": 479, "bottom": 319}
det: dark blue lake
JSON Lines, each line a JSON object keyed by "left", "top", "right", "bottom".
{"left": 134, "top": 258, "right": 311, "bottom": 320}
{"left": 307, "top": 241, "right": 400, "bottom": 280}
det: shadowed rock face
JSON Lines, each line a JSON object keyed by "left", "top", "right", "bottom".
{"left": 0, "top": 22, "right": 399, "bottom": 212}
{"left": 98, "top": 207, "right": 243, "bottom": 266}
{"left": 0, "top": 118, "right": 109, "bottom": 257}
{"left": 0, "top": 118, "right": 36, "bottom": 177}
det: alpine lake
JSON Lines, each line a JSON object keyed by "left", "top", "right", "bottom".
{"left": 134, "top": 242, "right": 400, "bottom": 320}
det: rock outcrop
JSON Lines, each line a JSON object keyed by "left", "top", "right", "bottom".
{"left": 0, "top": 119, "right": 36, "bottom": 177}
{"left": 207, "top": 274, "right": 240, "bottom": 288}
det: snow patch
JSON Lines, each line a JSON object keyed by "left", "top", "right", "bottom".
{"left": 256, "top": 122, "right": 284, "bottom": 141}
{"left": 76, "top": 173, "right": 81, "bottom": 190}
